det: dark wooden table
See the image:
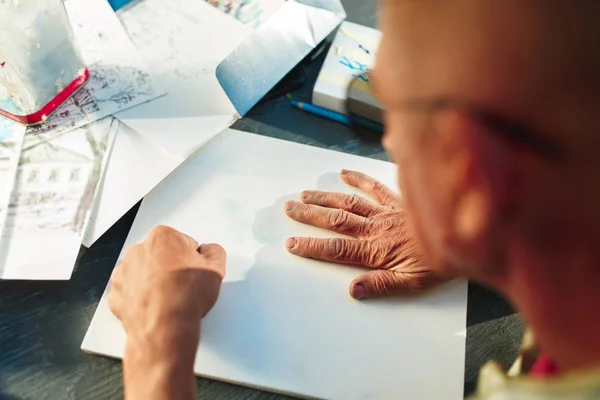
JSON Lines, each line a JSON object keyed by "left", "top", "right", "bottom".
{"left": 0, "top": 1, "right": 524, "bottom": 399}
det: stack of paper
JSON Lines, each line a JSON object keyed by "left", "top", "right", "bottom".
{"left": 85, "top": 0, "right": 346, "bottom": 247}
{"left": 0, "top": 0, "right": 346, "bottom": 279}
{"left": 0, "top": 0, "right": 165, "bottom": 279}
{"left": 313, "top": 21, "right": 382, "bottom": 114}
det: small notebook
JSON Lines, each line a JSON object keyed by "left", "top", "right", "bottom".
{"left": 313, "top": 21, "right": 382, "bottom": 116}
{"left": 82, "top": 129, "right": 468, "bottom": 400}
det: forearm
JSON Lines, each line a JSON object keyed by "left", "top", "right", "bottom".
{"left": 123, "top": 323, "right": 200, "bottom": 400}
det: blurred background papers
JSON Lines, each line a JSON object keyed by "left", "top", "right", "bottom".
{"left": 85, "top": 0, "right": 346, "bottom": 246}
{"left": 217, "top": 0, "right": 346, "bottom": 117}
{"left": 115, "top": 0, "right": 345, "bottom": 158}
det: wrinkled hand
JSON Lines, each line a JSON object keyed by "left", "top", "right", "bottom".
{"left": 109, "top": 225, "right": 226, "bottom": 345}
{"left": 285, "top": 169, "right": 446, "bottom": 300}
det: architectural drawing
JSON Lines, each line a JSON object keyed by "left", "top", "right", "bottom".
{"left": 0, "top": 118, "right": 116, "bottom": 280}
{"left": 26, "top": 0, "right": 164, "bottom": 137}
{"left": 8, "top": 118, "right": 115, "bottom": 235}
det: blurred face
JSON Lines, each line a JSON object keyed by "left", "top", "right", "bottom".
{"left": 371, "top": 0, "right": 584, "bottom": 278}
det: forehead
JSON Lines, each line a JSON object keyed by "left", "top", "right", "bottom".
{"left": 373, "top": 0, "right": 598, "bottom": 121}
{"left": 377, "top": 1, "right": 539, "bottom": 103}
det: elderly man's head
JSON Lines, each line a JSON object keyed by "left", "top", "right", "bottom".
{"left": 373, "top": 0, "right": 600, "bottom": 369}
{"left": 374, "top": 0, "right": 600, "bottom": 285}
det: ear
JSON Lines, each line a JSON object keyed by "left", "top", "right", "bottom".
{"left": 437, "top": 110, "right": 522, "bottom": 276}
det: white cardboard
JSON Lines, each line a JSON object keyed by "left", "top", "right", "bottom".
{"left": 83, "top": 129, "right": 467, "bottom": 400}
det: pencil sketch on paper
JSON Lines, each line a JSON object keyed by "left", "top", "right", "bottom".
{"left": 117, "top": 0, "right": 253, "bottom": 84}
{"left": 27, "top": 63, "right": 158, "bottom": 136}
{"left": 205, "top": 0, "right": 286, "bottom": 29}
{"left": 6, "top": 118, "right": 116, "bottom": 238}
{"left": 25, "top": 0, "right": 164, "bottom": 137}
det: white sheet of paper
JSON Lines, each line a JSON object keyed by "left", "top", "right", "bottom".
{"left": 82, "top": 122, "right": 183, "bottom": 247}
{"left": 115, "top": 0, "right": 250, "bottom": 158}
{"left": 25, "top": 0, "right": 165, "bottom": 137}
{"left": 0, "top": 118, "right": 117, "bottom": 280}
{"left": 82, "top": 129, "right": 467, "bottom": 399}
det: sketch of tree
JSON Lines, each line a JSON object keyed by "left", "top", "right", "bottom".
{"left": 72, "top": 125, "right": 109, "bottom": 233}
{"left": 87, "top": 64, "right": 157, "bottom": 108}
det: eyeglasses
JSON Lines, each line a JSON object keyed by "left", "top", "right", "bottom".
{"left": 346, "top": 72, "right": 563, "bottom": 160}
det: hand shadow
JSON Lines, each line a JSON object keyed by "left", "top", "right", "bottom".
{"left": 199, "top": 192, "right": 343, "bottom": 379}
{"left": 199, "top": 194, "right": 312, "bottom": 373}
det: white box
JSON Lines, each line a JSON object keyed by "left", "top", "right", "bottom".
{"left": 313, "top": 21, "right": 382, "bottom": 114}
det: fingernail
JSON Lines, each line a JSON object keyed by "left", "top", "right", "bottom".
{"left": 301, "top": 191, "right": 312, "bottom": 200}
{"left": 286, "top": 237, "right": 297, "bottom": 250}
{"left": 341, "top": 169, "right": 349, "bottom": 175}
{"left": 286, "top": 201, "right": 298, "bottom": 212}
{"left": 352, "top": 283, "right": 367, "bottom": 300}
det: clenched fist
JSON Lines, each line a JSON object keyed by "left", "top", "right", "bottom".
{"left": 108, "top": 226, "right": 226, "bottom": 400}
{"left": 285, "top": 170, "right": 446, "bottom": 300}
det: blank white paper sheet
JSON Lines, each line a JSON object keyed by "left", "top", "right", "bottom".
{"left": 82, "top": 129, "right": 468, "bottom": 400}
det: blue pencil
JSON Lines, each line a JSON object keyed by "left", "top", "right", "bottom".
{"left": 290, "top": 100, "right": 352, "bottom": 126}
{"left": 290, "top": 100, "right": 384, "bottom": 133}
